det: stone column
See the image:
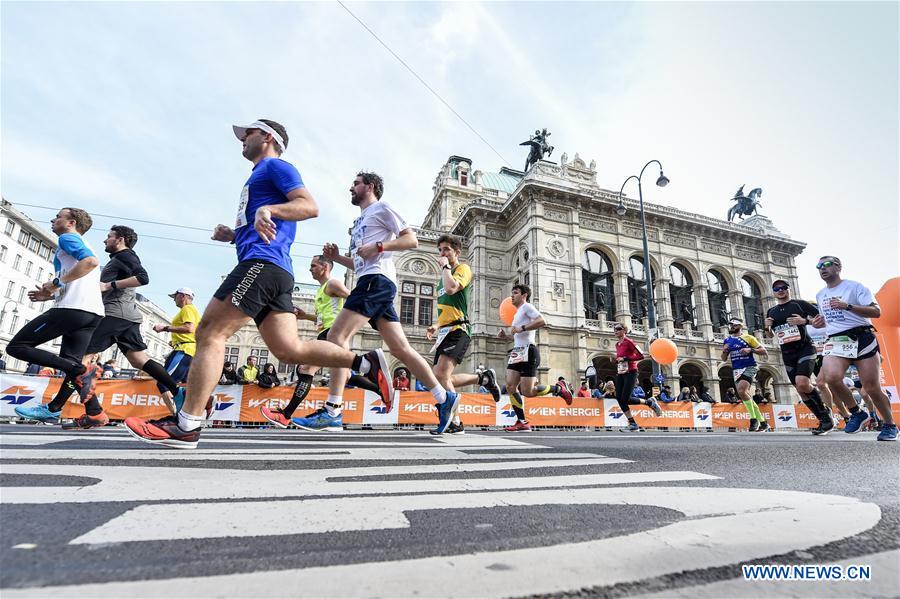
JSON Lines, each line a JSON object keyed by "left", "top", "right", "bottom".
{"left": 695, "top": 283, "right": 714, "bottom": 340}
{"left": 614, "top": 272, "right": 631, "bottom": 328}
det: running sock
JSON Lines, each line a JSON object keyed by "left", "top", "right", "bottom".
{"left": 352, "top": 355, "right": 371, "bottom": 375}
{"left": 803, "top": 389, "right": 830, "bottom": 422}
{"left": 533, "top": 385, "right": 553, "bottom": 397}
{"left": 178, "top": 410, "right": 205, "bottom": 432}
{"left": 431, "top": 384, "right": 447, "bottom": 404}
{"left": 849, "top": 405, "right": 861, "bottom": 415}
{"left": 348, "top": 374, "right": 379, "bottom": 393}
{"left": 47, "top": 364, "right": 88, "bottom": 412}
{"left": 84, "top": 395, "right": 103, "bottom": 417}
{"left": 325, "top": 398, "right": 342, "bottom": 417}
{"left": 512, "top": 406, "right": 526, "bottom": 421}
{"left": 741, "top": 399, "right": 758, "bottom": 419}
{"left": 141, "top": 359, "right": 179, "bottom": 395}
{"left": 627, "top": 416, "right": 637, "bottom": 425}
{"left": 282, "top": 374, "right": 313, "bottom": 418}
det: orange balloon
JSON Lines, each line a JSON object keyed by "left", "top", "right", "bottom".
{"left": 499, "top": 297, "right": 517, "bottom": 326}
{"left": 649, "top": 338, "right": 678, "bottom": 365}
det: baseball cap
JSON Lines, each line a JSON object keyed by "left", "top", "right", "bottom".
{"left": 233, "top": 120, "right": 287, "bottom": 152}
{"left": 168, "top": 287, "right": 194, "bottom": 298}
{"left": 728, "top": 318, "right": 744, "bottom": 326}
{"left": 772, "top": 279, "right": 789, "bottom": 288}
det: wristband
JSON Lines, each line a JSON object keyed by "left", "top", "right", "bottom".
{"left": 110, "top": 280, "right": 118, "bottom": 291}
{"left": 376, "top": 241, "right": 384, "bottom": 253}
{"left": 845, "top": 304, "right": 853, "bottom": 312}
{"left": 442, "top": 264, "right": 451, "bottom": 270}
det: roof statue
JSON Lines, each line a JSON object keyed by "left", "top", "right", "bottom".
{"left": 728, "top": 184, "right": 763, "bottom": 222}
{"left": 520, "top": 128, "right": 553, "bottom": 172}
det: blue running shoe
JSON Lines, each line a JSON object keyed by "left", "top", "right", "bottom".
{"left": 844, "top": 410, "right": 870, "bottom": 434}
{"left": 877, "top": 423, "right": 898, "bottom": 441}
{"left": 173, "top": 387, "right": 186, "bottom": 412}
{"left": 433, "top": 391, "right": 459, "bottom": 435}
{"left": 15, "top": 404, "right": 62, "bottom": 424}
{"left": 292, "top": 408, "right": 343, "bottom": 432}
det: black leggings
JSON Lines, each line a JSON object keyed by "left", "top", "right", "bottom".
{"left": 614, "top": 371, "right": 642, "bottom": 413}
{"left": 6, "top": 308, "right": 101, "bottom": 375}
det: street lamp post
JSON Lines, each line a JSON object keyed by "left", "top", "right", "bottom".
{"left": 0, "top": 299, "right": 18, "bottom": 334}
{"left": 616, "top": 160, "right": 669, "bottom": 381}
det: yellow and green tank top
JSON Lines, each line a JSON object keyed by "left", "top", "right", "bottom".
{"left": 314, "top": 281, "right": 344, "bottom": 332}
{"left": 437, "top": 263, "right": 472, "bottom": 335}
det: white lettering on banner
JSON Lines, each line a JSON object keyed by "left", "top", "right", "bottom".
{"left": 457, "top": 404, "right": 491, "bottom": 415}
{"left": 559, "top": 407, "right": 602, "bottom": 417}
{"left": 109, "top": 393, "right": 165, "bottom": 407}
{"left": 662, "top": 411, "right": 691, "bottom": 419}
{"left": 528, "top": 407, "right": 556, "bottom": 417}
{"left": 404, "top": 403, "right": 438, "bottom": 413}
{"left": 247, "top": 398, "right": 283, "bottom": 409}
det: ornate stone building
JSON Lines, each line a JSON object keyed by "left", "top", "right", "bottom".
{"left": 348, "top": 154, "right": 808, "bottom": 403}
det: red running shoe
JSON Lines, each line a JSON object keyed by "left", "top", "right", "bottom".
{"left": 261, "top": 406, "right": 291, "bottom": 429}
{"left": 362, "top": 348, "right": 394, "bottom": 413}
{"left": 61, "top": 411, "right": 110, "bottom": 430}
{"left": 503, "top": 420, "right": 532, "bottom": 432}
{"left": 124, "top": 416, "right": 200, "bottom": 449}
{"left": 557, "top": 384, "right": 573, "bottom": 406}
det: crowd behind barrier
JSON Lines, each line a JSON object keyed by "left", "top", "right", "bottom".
{"left": 3, "top": 373, "right": 898, "bottom": 430}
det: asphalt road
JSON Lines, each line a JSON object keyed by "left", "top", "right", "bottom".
{"left": 1, "top": 423, "right": 897, "bottom": 598}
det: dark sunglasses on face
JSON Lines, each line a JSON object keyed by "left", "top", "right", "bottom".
{"left": 772, "top": 285, "right": 789, "bottom": 292}
{"left": 816, "top": 261, "right": 837, "bottom": 269}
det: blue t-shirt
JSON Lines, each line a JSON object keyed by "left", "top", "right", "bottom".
{"left": 233, "top": 157, "right": 304, "bottom": 275}
{"left": 723, "top": 334, "right": 761, "bottom": 370}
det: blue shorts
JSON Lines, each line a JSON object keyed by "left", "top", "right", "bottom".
{"left": 343, "top": 274, "right": 399, "bottom": 330}
{"left": 158, "top": 350, "right": 192, "bottom": 393}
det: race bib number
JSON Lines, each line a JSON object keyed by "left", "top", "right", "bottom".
{"left": 774, "top": 323, "right": 801, "bottom": 345}
{"left": 617, "top": 361, "right": 629, "bottom": 374}
{"left": 733, "top": 368, "right": 746, "bottom": 381}
{"left": 429, "top": 326, "right": 452, "bottom": 353}
{"left": 235, "top": 185, "right": 249, "bottom": 228}
{"left": 823, "top": 335, "right": 858, "bottom": 358}
{"left": 508, "top": 346, "right": 528, "bottom": 365}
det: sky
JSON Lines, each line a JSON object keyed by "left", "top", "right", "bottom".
{"left": 2, "top": 1, "right": 897, "bottom": 317}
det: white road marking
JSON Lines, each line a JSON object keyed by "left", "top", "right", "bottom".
{"left": 1, "top": 487, "right": 879, "bottom": 598}
{"left": 0, "top": 463, "right": 707, "bottom": 504}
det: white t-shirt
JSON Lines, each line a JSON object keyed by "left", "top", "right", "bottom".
{"left": 511, "top": 301, "right": 541, "bottom": 347}
{"left": 348, "top": 201, "right": 408, "bottom": 284}
{"left": 806, "top": 324, "right": 828, "bottom": 354}
{"left": 53, "top": 233, "right": 104, "bottom": 316}
{"left": 815, "top": 279, "right": 877, "bottom": 336}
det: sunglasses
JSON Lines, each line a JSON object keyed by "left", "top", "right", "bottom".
{"left": 613, "top": 327, "right": 625, "bottom": 331}
{"left": 772, "top": 285, "right": 789, "bottom": 292}
{"left": 816, "top": 260, "right": 838, "bottom": 269}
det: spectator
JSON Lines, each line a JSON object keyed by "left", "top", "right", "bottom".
{"left": 414, "top": 379, "right": 428, "bottom": 392}
{"left": 724, "top": 387, "right": 739, "bottom": 404}
{"left": 238, "top": 356, "right": 259, "bottom": 384}
{"left": 101, "top": 369, "right": 114, "bottom": 379}
{"left": 676, "top": 386, "right": 691, "bottom": 402}
{"left": 591, "top": 387, "right": 603, "bottom": 399}
{"left": 257, "top": 363, "right": 280, "bottom": 389}
{"left": 602, "top": 380, "right": 616, "bottom": 398}
{"left": 700, "top": 388, "right": 716, "bottom": 403}
{"left": 219, "top": 361, "right": 239, "bottom": 385}
{"left": 393, "top": 369, "right": 411, "bottom": 391}
{"left": 659, "top": 385, "right": 674, "bottom": 403}
{"left": 576, "top": 381, "right": 591, "bottom": 398}
{"left": 752, "top": 390, "right": 764, "bottom": 405}
{"left": 25, "top": 362, "right": 40, "bottom": 375}
{"left": 631, "top": 384, "right": 646, "bottom": 399}
{"left": 762, "top": 391, "right": 773, "bottom": 404}
{"left": 102, "top": 359, "right": 118, "bottom": 378}
{"left": 557, "top": 376, "right": 573, "bottom": 395}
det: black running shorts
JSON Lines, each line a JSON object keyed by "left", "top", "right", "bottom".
{"left": 86, "top": 316, "right": 148, "bottom": 354}
{"left": 432, "top": 329, "right": 471, "bottom": 365}
{"left": 507, "top": 344, "right": 541, "bottom": 378}
{"left": 214, "top": 260, "right": 295, "bottom": 326}
{"left": 781, "top": 343, "right": 817, "bottom": 386}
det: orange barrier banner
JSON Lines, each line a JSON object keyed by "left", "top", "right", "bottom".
{"left": 627, "top": 403, "right": 695, "bottom": 428}
{"left": 524, "top": 397, "right": 605, "bottom": 428}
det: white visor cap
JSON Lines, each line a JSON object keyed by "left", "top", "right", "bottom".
{"left": 233, "top": 120, "right": 287, "bottom": 153}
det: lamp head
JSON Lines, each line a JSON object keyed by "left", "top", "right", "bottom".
{"left": 656, "top": 172, "right": 669, "bottom": 188}
{"left": 615, "top": 198, "right": 627, "bottom": 216}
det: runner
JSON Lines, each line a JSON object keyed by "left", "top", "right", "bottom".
{"left": 810, "top": 256, "right": 896, "bottom": 441}
{"left": 322, "top": 171, "right": 459, "bottom": 435}
{"left": 124, "top": 119, "right": 390, "bottom": 448}
{"left": 9, "top": 207, "right": 104, "bottom": 424}
{"left": 764, "top": 279, "right": 833, "bottom": 434}
{"left": 65, "top": 226, "right": 186, "bottom": 428}
{"left": 612, "top": 322, "right": 663, "bottom": 432}
{"left": 259, "top": 254, "right": 379, "bottom": 431}
{"left": 152, "top": 287, "right": 201, "bottom": 411}
{"left": 425, "top": 234, "right": 501, "bottom": 435}
{"left": 807, "top": 319, "right": 849, "bottom": 427}
{"left": 498, "top": 284, "right": 574, "bottom": 432}
{"left": 721, "top": 318, "right": 770, "bottom": 432}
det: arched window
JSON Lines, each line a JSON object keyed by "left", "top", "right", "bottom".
{"left": 582, "top": 249, "right": 615, "bottom": 321}
{"left": 741, "top": 276, "right": 764, "bottom": 331}
{"left": 628, "top": 256, "right": 653, "bottom": 320}
{"left": 706, "top": 269, "right": 731, "bottom": 327}
{"left": 669, "top": 263, "right": 695, "bottom": 327}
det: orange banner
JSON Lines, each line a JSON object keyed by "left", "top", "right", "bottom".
{"left": 627, "top": 403, "right": 695, "bottom": 428}
{"left": 524, "top": 397, "right": 605, "bottom": 427}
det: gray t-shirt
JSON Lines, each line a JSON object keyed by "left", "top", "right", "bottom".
{"left": 100, "top": 249, "right": 149, "bottom": 323}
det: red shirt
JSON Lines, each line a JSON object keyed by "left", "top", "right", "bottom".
{"left": 393, "top": 376, "right": 410, "bottom": 391}
{"left": 576, "top": 387, "right": 592, "bottom": 398}
{"left": 615, "top": 337, "right": 644, "bottom": 373}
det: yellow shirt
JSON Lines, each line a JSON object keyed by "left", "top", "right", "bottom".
{"left": 170, "top": 303, "right": 201, "bottom": 356}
